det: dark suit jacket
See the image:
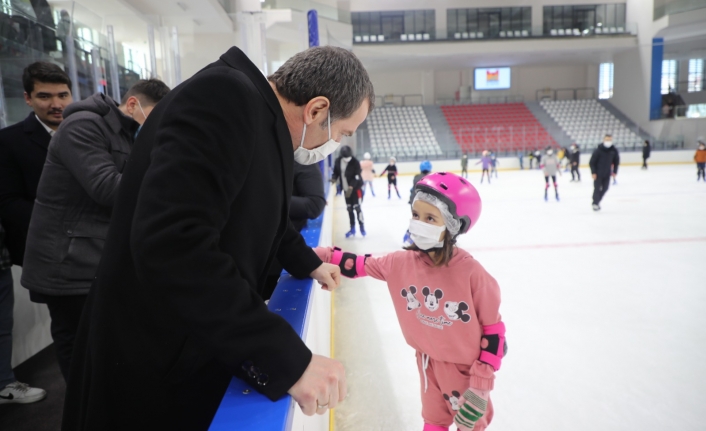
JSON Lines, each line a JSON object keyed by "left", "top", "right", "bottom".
{"left": 0, "top": 112, "right": 52, "bottom": 265}
{"left": 62, "top": 47, "right": 322, "bottom": 430}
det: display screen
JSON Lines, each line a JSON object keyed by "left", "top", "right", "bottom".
{"left": 474, "top": 67, "right": 511, "bottom": 90}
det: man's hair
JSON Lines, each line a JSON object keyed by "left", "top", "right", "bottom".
{"left": 268, "top": 46, "right": 375, "bottom": 123}
{"left": 22, "top": 62, "right": 72, "bottom": 95}
{"left": 604, "top": 134, "right": 612, "bottom": 138}
{"left": 120, "top": 79, "right": 170, "bottom": 106}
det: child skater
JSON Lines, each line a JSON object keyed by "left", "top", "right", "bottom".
{"left": 380, "top": 156, "right": 402, "bottom": 199}
{"left": 317, "top": 172, "right": 506, "bottom": 431}
{"left": 695, "top": 140, "right": 706, "bottom": 181}
{"left": 489, "top": 152, "right": 499, "bottom": 179}
{"left": 541, "top": 148, "right": 561, "bottom": 201}
{"left": 476, "top": 151, "right": 492, "bottom": 184}
{"left": 361, "top": 152, "right": 376, "bottom": 198}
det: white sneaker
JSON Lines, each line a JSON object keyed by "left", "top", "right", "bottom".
{"left": 0, "top": 381, "right": 47, "bottom": 404}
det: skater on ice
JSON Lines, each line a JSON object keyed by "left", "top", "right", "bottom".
{"left": 317, "top": 172, "right": 507, "bottom": 431}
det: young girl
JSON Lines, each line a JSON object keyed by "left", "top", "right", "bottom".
{"left": 476, "top": 151, "right": 492, "bottom": 184}
{"left": 380, "top": 156, "right": 402, "bottom": 199}
{"left": 360, "top": 152, "right": 376, "bottom": 198}
{"left": 316, "top": 172, "right": 506, "bottom": 431}
{"left": 541, "top": 148, "right": 560, "bottom": 201}
{"left": 695, "top": 141, "right": 706, "bottom": 181}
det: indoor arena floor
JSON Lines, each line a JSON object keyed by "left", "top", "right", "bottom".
{"left": 330, "top": 163, "right": 706, "bottom": 431}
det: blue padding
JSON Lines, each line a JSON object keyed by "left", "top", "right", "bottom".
{"left": 208, "top": 214, "right": 323, "bottom": 431}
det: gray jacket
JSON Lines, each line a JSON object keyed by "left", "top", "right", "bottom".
{"left": 542, "top": 154, "right": 560, "bottom": 177}
{"left": 21, "top": 93, "right": 139, "bottom": 295}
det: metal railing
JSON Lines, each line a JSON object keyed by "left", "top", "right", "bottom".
{"left": 374, "top": 94, "right": 425, "bottom": 107}
{"left": 436, "top": 95, "right": 525, "bottom": 106}
{"left": 536, "top": 87, "right": 596, "bottom": 101}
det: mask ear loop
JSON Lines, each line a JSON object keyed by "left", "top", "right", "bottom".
{"left": 299, "top": 123, "right": 307, "bottom": 149}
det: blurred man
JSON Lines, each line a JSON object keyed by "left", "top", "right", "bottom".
{"left": 569, "top": 143, "right": 581, "bottom": 182}
{"left": 21, "top": 80, "right": 170, "bottom": 381}
{"left": 0, "top": 62, "right": 73, "bottom": 403}
{"left": 589, "top": 134, "right": 620, "bottom": 211}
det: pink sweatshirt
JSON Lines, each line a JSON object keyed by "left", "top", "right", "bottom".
{"left": 315, "top": 246, "right": 501, "bottom": 390}
{"left": 360, "top": 160, "right": 375, "bottom": 182}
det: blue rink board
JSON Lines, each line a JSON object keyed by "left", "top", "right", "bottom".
{"left": 208, "top": 214, "right": 323, "bottom": 431}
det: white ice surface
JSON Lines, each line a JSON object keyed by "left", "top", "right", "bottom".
{"left": 331, "top": 163, "right": 706, "bottom": 431}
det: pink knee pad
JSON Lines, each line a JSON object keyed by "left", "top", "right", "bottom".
{"left": 423, "top": 424, "right": 449, "bottom": 431}
{"left": 479, "top": 321, "right": 506, "bottom": 371}
{"left": 331, "top": 247, "right": 368, "bottom": 279}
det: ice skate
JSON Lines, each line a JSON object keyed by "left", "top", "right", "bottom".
{"left": 592, "top": 204, "right": 600, "bottom": 211}
{"left": 345, "top": 227, "right": 356, "bottom": 238}
{"left": 360, "top": 225, "right": 366, "bottom": 237}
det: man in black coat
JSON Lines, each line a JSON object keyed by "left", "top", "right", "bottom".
{"left": 589, "top": 134, "right": 620, "bottom": 211}
{"left": 0, "top": 62, "right": 72, "bottom": 267}
{"left": 569, "top": 143, "right": 581, "bottom": 182}
{"left": 642, "top": 140, "right": 651, "bottom": 170}
{"left": 63, "top": 46, "right": 374, "bottom": 430}
{"left": 333, "top": 145, "right": 365, "bottom": 238}
{"left": 0, "top": 62, "right": 71, "bottom": 402}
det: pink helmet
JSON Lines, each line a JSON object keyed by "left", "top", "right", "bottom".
{"left": 414, "top": 172, "right": 482, "bottom": 236}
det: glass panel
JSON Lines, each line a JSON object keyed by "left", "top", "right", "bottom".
{"left": 404, "top": 11, "right": 414, "bottom": 35}
{"left": 448, "top": 9, "right": 457, "bottom": 35}
{"left": 606, "top": 3, "right": 616, "bottom": 28}
{"left": 425, "top": 10, "right": 435, "bottom": 36}
{"left": 501, "top": 8, "right": 511, "bottom": 32}
{"left": 661, "top": 59, "right": 678, "bottom": 94}
{"left": 688, "top": 59, "right": 704, "bottom": 92}
{"left": 523, "top": 7, "right": 532, "bottom": 32}
{"left": 457, "top": 9, "right": 467, "bottom": 33}
{"left": 369, "top": 12, "right": 381, "bottom": 35}
{"left": 544, "top": 6, "right": 552, "bottom": 34}
{"left": 413, "top": 10, "right": 424, "bottom": 34}
{"left": 616, "top": 3, "right": 626, "bottom": 28}
{"left": 596, "top": 4, "right": 606, "bottom": 28}
{"left": 599, "top": 62, "right": 614, "bottom": 99}
{"left": 564, "top": 6, "right": 573, "bottom": 29}
{"left": 467, "top": 9, "right": 477, "bottom": 32}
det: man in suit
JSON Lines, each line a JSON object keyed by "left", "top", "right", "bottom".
{"left": 63, "top": 46, "right": 375, "bottom": 430}
{"left": 0, "top": 62, "right": 72, "bottom": 403}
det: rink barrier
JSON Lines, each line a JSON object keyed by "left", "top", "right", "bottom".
{"left": 208, "top": 214, "right": 325, "bottom": 431}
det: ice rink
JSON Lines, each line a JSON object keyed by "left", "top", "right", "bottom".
{"left": 329, "top": 163, "right": 706, "bottom": 431}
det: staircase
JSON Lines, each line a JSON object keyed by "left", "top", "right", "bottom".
{"left": 524, "top": 101, "right": 573, "bottom": 147}
{"left": 423, "top": 105, "right": 461, "bottom": 155}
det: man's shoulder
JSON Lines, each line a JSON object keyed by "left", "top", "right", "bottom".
{"left": 0, "top": 118, "right": 28, "bottom": 139}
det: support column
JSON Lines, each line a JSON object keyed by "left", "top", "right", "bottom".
{"left": 650, "top": 37, "right": 664, "bottom": 120}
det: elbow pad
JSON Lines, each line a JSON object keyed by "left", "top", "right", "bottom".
{"left": 479, "top": 321, "right": 506, "bottom": 371}
{"left": 331, "top": 247, "right": 369, "bottom": 279}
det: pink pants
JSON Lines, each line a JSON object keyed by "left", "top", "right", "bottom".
{"left": 416, "top": 352, "right": 494, "bottom": 431}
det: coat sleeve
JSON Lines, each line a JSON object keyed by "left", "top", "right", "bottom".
{"left": 313, "top": 246, "right": 391, "bottom": 282}
{"left": 54, "top": 117, "right": 122, "bottom": 207}
{"left": 331, "top": 157, "right": 341, "bottom": 182}
{"left": 277, "top": 220, "right": 323, "bottom": 279}
{"left": 613, "top": 151, "right": 620, "bottom": 174}
{"left": 130, "top": 69, "right": 311, "bottom": 401}
{"left": 468, "top": 261, "right": 502, "bottom": 391}
{"left": 0, "top": 140, "right": 33, "bottom": 230}
{"left": 589, "top": 149, "right": 598, "bottom": 174}
{"left": 289, "top": 165, "right": 325, "bottom": 221}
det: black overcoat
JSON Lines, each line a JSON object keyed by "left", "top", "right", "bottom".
{"left": 62, "top": 47, "right": 322, "bottom": 430}
{"left": 0, "top": 113, "right": 52, "bottom": 265}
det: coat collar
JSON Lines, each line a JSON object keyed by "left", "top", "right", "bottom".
{"left": 218, "top": 46, "right": 293, "bottom": 205}
{"left": 22, "top": 112, "right": 52, "bottom": 151}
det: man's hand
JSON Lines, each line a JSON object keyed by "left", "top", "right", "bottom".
{"left": 592, "top": 174, "right": 597, "bottom": 180}
{"left": 288, "top": 354, "right": 347, "bottom": 416}
{"left": 310, "top": 262, "right": 341, "bottom": 291}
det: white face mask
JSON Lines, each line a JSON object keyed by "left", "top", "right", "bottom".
{"left": 294, "top": 113, "right": 340, "bottom": 165}
{"left": 603, "top": 140, "right": 613, "bottom": 148}
{"left": 408, "top": 219, "right": 446, "bottom": 250}
{"left": 342, "top": 156, "right": 352, "bottom": 162}
{"left": 547, "top": 150, "right": 553, "bottom": 155}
